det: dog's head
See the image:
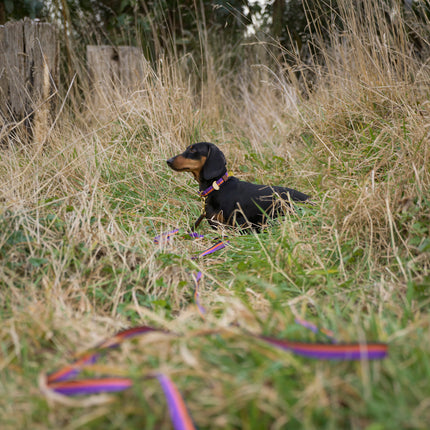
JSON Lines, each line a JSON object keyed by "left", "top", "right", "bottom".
{"left": 167, "top": 142, "right": 227, "bottom": 182}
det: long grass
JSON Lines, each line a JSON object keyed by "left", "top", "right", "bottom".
{"left": 1, "top": 1, "right": 429, "bottom": 428}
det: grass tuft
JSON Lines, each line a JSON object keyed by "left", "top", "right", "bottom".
{"left": 1, "top": 1, "right": 430, "bottom": 428}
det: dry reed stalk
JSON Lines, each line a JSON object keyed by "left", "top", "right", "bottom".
{"left": 1, "top": 1, "right": 429, "bottom": 427}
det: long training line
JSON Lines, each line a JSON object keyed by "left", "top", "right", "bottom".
{"left": 43, "top": 228, "right": 388, "bottom": 430}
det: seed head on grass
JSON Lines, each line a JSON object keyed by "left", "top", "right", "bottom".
{"left": 1, "top": 1, "right": 430, "bottom": 428}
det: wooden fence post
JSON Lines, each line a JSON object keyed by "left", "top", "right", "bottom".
{"left": 86, "top": 45, "right": 148, "bottom": 115}
{"left": 0, "top": 18, "right": 59, "bottom": 144}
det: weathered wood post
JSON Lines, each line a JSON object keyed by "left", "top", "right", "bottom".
{"left": 0, "top": 18, "right": 59, "bottom": 144}
{"left": 86, "top": 45, "right": 148, "bottom": 115}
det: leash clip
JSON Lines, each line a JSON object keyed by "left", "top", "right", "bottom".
{"left": 200, "top": 196, "right": 207, "bottom": 214}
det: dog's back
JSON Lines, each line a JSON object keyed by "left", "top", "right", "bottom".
{"left": 204, "top": 176, "right": 309, "bottom": 230}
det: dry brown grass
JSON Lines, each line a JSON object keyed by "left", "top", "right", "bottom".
{"left": 1, "top": 1, "right": 430, "bottom": 428}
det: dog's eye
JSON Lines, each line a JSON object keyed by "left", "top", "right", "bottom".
{"left": 189, "top": 147, "right": 196, "bottom": 153}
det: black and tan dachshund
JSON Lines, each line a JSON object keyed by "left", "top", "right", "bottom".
{"left": 167, "top": 142, "right": 310, "bottom": 231}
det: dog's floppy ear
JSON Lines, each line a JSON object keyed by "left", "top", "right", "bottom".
{"left": 201, "top": 143, "right": 227, "bottom": 180}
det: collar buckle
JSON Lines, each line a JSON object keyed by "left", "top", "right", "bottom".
{"left": 199, "top": 172, "right": 229, "bottom": 197}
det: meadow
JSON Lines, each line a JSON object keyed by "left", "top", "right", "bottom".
{"left": 1, "top": 2, "right": 429, "bottom": 429}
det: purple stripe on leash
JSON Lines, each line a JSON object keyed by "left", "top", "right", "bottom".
{"left": 294, "top": 317, "right": 336, "bottom": 340}
{"left": 192, "top": 271, "right": 206, "bottom": 316}
{"left": 50, "top": 378, "right": 133, "bottom": 395}
{"left": 260, "top": 336, "right": 388, "bottom": 360}
{"left": 157, "top": 374, "right": 196, "bottom": 430}
{"left": 154, "top": 229, "right": 180, "bottom": 243}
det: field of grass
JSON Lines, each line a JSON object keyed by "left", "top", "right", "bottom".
{"left": 1, "top": 2, "right": 430, "bottom": 429}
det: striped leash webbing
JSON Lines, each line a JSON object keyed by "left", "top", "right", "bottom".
{"left": 43, "top": 227, "right": 388, "bottom": 429}
{"left": 44, "top": 324, "right": 387, "bottom": 428}
{"left": 152, "top": 228, "right": 388, "bottom": 359}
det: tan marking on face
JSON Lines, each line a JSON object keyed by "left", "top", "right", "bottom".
{"left": 170, "top": 155, "right": 207, "bottom": 182}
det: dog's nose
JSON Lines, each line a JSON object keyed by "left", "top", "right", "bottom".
{"left": 166, "top": 157, "right": 174, "bottom": 167}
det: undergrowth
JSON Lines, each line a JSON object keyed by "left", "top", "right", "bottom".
{"left": 1, "top": 1, "right": 430, "bottom": 429}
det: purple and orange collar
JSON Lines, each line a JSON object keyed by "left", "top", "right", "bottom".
{"left": 199, "top": 172, "right": 230, "bottom": 197}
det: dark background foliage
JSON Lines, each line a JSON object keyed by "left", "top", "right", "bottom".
{"left": 1, "top": 1, "right": 429, "bottom": 74}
